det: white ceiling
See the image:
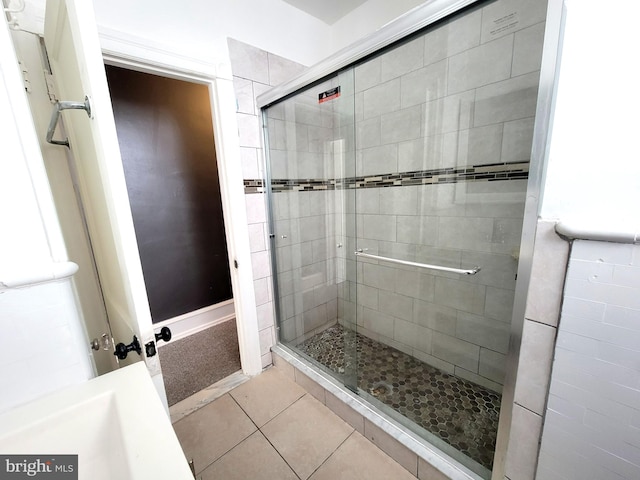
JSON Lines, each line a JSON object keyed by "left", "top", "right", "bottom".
{"left": 14, "top": 0, "right": 370, "bottom": 27}
{"left": 281, "top": 0, "right": 369, "bottom": 25}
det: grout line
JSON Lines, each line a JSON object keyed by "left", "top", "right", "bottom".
{"left": 191, "top": 377, "right": 308, "bottom": 478}
{"left": 180, "top": 369, "right": 422, "bottom": 479}
{"left": 228, "top": 391, "right": 262, "bottom": 431}
{"left": 185, "top": 394, "right": 263, "bottom": 476}
{"left": 226, "top": 373, "right": 307, "bottom": 431}
{"left": 196, "top": 430, "right": 262, "bottom": 478}
{"left": 513, "top": 401, "right": 543, "bottom": 418}
{"left": 258, "top": 391, "right": 309, "bottom": 430}
{"left": 304, "top": 430, "right": 357, "bottom": 480}
{"left": 170, "top": 371, "right": 249, "bottom": 424}
{"left": 230, "top": 387, "right": 307, "bottom": 480}
{"left": 257, "top": 428, "right": 303, "bottom": 480}
{"left": 523, "top": 316, "right": 559, "bottom": 329}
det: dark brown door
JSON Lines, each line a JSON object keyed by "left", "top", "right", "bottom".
{"left": 105, "top": 65, "right": 233, "bottom": 323}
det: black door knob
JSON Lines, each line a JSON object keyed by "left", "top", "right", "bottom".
{"left": 154, "top": 327, "right": 172, "bottom": 343}
{"left": 113, "top": 335, "right": 141, "bottom": 360}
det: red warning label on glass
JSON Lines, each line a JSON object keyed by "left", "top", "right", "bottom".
{"left": 318, "top": 86, "right": 340, "bottom": 104}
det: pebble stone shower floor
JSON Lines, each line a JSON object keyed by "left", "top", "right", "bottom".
{"left": 298, "top": 324, "right": 501, "bottom": 471}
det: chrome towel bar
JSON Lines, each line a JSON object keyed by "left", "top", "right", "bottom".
{"left": 46, "top": 95, "right": 92, "bottom": 148}
{"left": 355, "top": 250, "right": 480, "bottom": 275}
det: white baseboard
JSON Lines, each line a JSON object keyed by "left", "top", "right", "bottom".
{"left": 156, "top": 299, "right": 235, "bottom": 344}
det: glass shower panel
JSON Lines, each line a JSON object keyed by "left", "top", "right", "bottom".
{"left": 266, "top": 70, "right": 357, "bottom": 388}
{"left": 264, "top": 0, "right": 547, "bottom": 478}
{"left": 347, "top": 1, "right": 541, "bottom": 475}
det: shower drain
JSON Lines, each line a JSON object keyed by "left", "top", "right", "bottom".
{"left": 369, "top": 381, "right": 393, "bottom": 397}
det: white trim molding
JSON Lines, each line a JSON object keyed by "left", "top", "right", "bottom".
{"left": 155, "top": 300, "right": 236, "bottom": 344}
{"left": 99, "top": 26, "right": 232, "bottom": 81}
{"left": 256, "top": 0, "right": 479, "bottom": 108}
{"left": 0, "top": 261, "right": 78, "bottom": 289}
{"left": 555, "top": 221, "right": 640, "bottom": 244}
{"left": 99, "top": 32, "right": 262, "bottom": 377}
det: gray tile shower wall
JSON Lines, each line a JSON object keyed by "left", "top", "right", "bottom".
{"left": 228, "top": 38, "right": 307, "bottom": 368}
{"left": 258, "top": 0, "right": 547, "bottom": 391}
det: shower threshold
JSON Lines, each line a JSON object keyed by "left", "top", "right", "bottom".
{"left": 297, "top": 324, "right": 500, "bottom": 472}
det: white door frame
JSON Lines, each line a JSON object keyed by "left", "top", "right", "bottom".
{"left": 101, "top": 33, "right": 263, "bottom": 377}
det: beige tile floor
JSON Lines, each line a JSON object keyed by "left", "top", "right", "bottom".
{"left": 173, "top": 367, "right": 417, "bottom": 480}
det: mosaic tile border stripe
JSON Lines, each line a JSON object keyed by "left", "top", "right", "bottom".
{"left": 244, "top": 161, "right": 529, "bottom": 194}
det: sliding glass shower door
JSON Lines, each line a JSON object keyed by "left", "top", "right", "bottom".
{"left": 265, "top": 0, "right": 545, "bottom": 477}
{"left": 265, "top": 70, "right": 358, "bottom": 390}
{"left": 348, "top": 27, "right": 529, "bottom": 473}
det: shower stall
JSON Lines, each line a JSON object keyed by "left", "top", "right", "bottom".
{"left": 260, "top": 0, "right": 548, "bottom": 477}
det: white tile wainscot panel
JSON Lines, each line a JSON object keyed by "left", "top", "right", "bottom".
{"left": 537, "top": 240, "right": 640, "bottom": 480}
{"left": 0, "top": 280, "right": 93, "bottom": 413}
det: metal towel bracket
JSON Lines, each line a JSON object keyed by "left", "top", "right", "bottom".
{"left": 46, "top": 95, "right": 92, "bottom": 148}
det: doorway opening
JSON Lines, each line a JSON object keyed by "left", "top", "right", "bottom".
{"left": 105, "top": 65, "right": 241, "bottom": 405}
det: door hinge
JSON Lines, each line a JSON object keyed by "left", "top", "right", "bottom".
{"left": 44, "top": 71, "right": 58, "bottom": 103}
{"left": 234, "top": 259, "right": 239, "bottom": 269}
{"left": 38, "top": 36, "right": 58, "bottom": 103}
{"left": 18, "top": 60, "right": 32, "bottom": 93}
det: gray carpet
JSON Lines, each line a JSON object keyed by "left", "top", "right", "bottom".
{"left": 159, "top": 319, "right": 241, "bottom": 406}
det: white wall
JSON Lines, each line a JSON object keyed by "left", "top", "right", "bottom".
{"left": 17, "top": 0, "right": 433, "bottom": 75}
{"left": 95, "top": 0, "right": 333, "bottom": 65}
{"left": 331, "top": 0, "right": 427, "bottom": 52}
{"left": 0, "top": 15, "right": 93, "bottom": 414}
{"left": 17, "top": 0, "right": 333, "bottom": 67}
{"left": 540, "top": 0, "right": 640, "bottom": 228}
